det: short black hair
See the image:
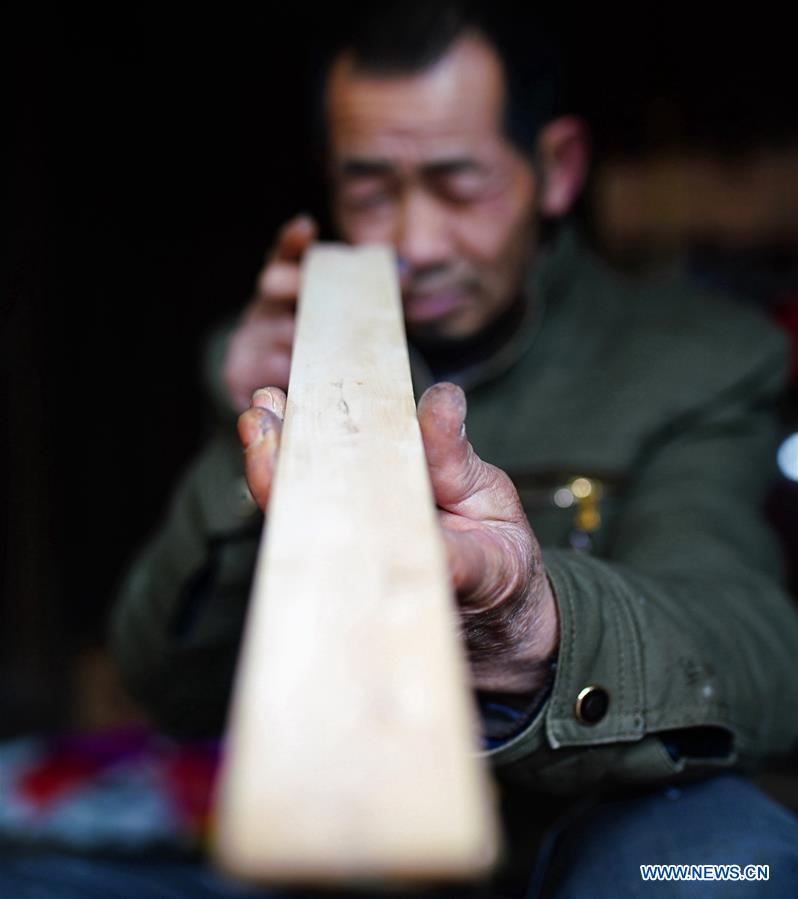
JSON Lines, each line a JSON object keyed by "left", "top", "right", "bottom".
{"left": 304, "top": 1, "right": 565, "bottom": 163}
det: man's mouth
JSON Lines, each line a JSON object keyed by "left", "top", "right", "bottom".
{"left": 403, "top": 290, "right": 464, "bottom": 322}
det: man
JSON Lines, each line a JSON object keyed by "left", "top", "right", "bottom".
{"left": 108, "top": 3, "right": 798, "bottom": 896}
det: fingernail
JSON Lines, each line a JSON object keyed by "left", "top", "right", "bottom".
{"left": 252, "top": 387, "right": 274, "bottom": 409}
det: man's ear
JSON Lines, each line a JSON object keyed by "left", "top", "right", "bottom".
{"left": 535, "top": 116, "right": 591, "bottom": 218}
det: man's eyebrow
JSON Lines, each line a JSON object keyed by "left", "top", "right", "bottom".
{"left": 421, "top": 158, "right": 483, "bottom": 176}
{"left": 337, "top": 158, "right": 395, "bottom": 177}
{"left": 335, "top": 157, "right": 484, "bottom": 178}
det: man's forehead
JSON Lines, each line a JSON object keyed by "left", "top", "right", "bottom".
{"left": 324, "top": 33, "right": 506, "bottom": 161}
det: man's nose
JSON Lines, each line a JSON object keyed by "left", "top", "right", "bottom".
{"left": 394, "top": 188, "right": 453, "bottom": 278}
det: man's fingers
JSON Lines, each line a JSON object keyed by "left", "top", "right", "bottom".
{"left": 417, "top": 382, "right": 473, "bottom": 506}
{"left": 250, "top": 215, "right": 318, "bottom": 311}
{"left": 237, "top": 311, "right": 294, "bottom": 345}
{"left": 441, "top": 525, "right": 526, "bottom": 611}
{"left": 419, "top": 381, "right": 527, "bottom": 522}
{"left": 418, "top": 382, "right": 501, "bottom": 515}
{"left": 255, "top": 261, "right": 302, "bottom": 305}
{"left": 252, "top": 386, "right": 287, "bottom": 419}
{"left": 274, "top": 214, "right": 318, "bottom": 262}
{"left": 237, "top": 387, "right": 287, "bottom": 511}
{"left": 227, "top": 361, "right": 291, "bottom": 412}
{"left": 224, "top": 330, "right": 293, "bottom": 410}
{"left": 442, "top": 526, "right": 489, "bottom": 601}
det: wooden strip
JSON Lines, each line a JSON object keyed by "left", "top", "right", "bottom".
{"left": 212, "top": 243, "right": 500, "bottom": 887}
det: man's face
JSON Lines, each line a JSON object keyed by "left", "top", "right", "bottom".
{"left": 325, "top": 33, "right": 539, "bottom": 343}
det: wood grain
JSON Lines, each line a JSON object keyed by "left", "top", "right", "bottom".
{"left": 212, "top": 243, "right": 499, "bottom": 887}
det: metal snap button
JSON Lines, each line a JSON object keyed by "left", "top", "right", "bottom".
{"left": 575, "top": 684, "right": 609, "bottom": 725}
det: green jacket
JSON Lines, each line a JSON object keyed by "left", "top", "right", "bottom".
{"left": 109, "top": 225, "right": 798, "bottom": 799}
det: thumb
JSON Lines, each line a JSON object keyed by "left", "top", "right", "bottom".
{"left": 237, "top": 387, "right": 287, "bottom": 511}
{"left": 417, "top": 382, "right": 496, "bottom": 516}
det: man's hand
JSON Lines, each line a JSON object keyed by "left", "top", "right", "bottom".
{"left": 238, "top": 382, "right": 559, "bottom": 696}
{"left": 222, "top": 215, "right": 317, "bottom": 412}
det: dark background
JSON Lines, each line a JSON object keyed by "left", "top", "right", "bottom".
{"left": 4, "top": 5, "right": 798, "bottom": 734}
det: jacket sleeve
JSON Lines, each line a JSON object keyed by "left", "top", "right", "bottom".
{"left": 484, "top": 330, "right": 798, "bottom": 792}
{"left": 108, "top": 325, "right": 263, "bottom": 736}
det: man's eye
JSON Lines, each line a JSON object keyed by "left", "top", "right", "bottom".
{"left": 436, "top": 172, "right": 488, "bottom": 202}
{"left": 339, "top": 178, "right": 394, "bottom": 212}
{"left": 343, "top": 190, "right": 392, "bottom": 211}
